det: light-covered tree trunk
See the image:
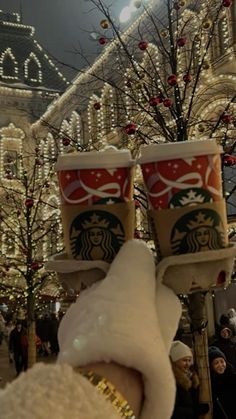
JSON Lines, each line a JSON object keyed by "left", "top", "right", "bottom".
{"left": 188, "top": 293, "right": 212, "bottom": 419}
{"left": 27, "top": 294, "right": 36, "bottom": 367}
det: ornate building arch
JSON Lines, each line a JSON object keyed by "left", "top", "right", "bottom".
{"left": 24, "top": 52, "right": 42, "bottom": 84}
{"left": 0, "top": 47, "right": 18, "bottom": 81}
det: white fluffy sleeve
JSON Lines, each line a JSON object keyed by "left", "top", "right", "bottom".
{"left": 0, "top": 363, "right": 120, "bottom": 419}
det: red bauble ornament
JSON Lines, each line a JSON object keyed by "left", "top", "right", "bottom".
{"left": 138, "top": 41, "right": 148, "bottom": 50}
{"left": 221, "top": 113, "right": 232, "bottom": 123}
{"left": 31, "top": 261, "right": 41, "bottom": 271}
{"left": 222, "top": 0, "right": 232, "bottom": 7}
{"left": 223, "top": 154, "right": 236, "bottom": 166}
{"left": 183, "top": 73, "right": 192, "bottom": 83}
{"left": 217, "top": 271, "right": 226, "bottom": 285}
{"left": 167, "top": 74, "right": 178, "bottom": 86}
{"left": 63, "top": 138, "right": 70, "bottom": 146}
{"left": 124, "top": 123, "right": 137, "bottom": 135}
{"left": 149, "top": 96, "right": 162, "bottom": 106}
{"left": 99, "top": 37, "right": 107, "bottom": 45}
{"left": 25, "top": 198, "right": 34, "bottom": 208}
{"left": 177, "top": 37, "right": 187, "bottom": 47}
{"left": 163, "top": 98, "right": 173, "bottom": 107}
{"left": 93, "top": 102, "right": 101, "bottom": 110}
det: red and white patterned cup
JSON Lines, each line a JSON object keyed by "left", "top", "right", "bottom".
{"left": 56, "top": 148, "right": 135, "bottom": 206}
{"left": 139, "top": 140, "right": 223, "bottom": 210}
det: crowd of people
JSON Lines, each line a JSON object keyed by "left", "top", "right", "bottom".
{"left": 1, "top": 303, "right": 236, "bottom": 418}
{"left": 0, "top": 310, "right": 62, "bottom": 377}
{"left": 171, "top": 307, "right": 236, "bottom": 419}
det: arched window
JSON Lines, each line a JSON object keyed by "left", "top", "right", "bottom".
{"left": 0, "top": 123, "right": 24, "bottom": 179}
{"left": 0, "top": 48, "right": 18, "bottom": 80}
{"left": 24, "top": 52, "right": 42, "bottom": 84}
{"left": 43, "top": 133, "right": 56, "bottom": 175}
{"left": 3, "top": 150, "right": 18, "bottom": 178}
{"left": 59, "top": 120, "right": 71, "bottom": 151}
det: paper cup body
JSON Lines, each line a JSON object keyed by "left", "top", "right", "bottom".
{"left": 56, "top": 150, "right": 134, "bottom": 205}
{"left": 139, "top": 140, "right": 223, "bottom": 209}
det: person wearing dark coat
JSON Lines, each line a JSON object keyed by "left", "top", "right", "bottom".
{"left": 211, "top": 325, "right": 236, "bottom": 370}
{"left": 209, "top": 346, "right": 236, "bottom": 419}
{"left": 9, "top": 322, "right": 27, "bottom": 376}
{"left": 170, "top": 340, "right": 209, "bottom": 419}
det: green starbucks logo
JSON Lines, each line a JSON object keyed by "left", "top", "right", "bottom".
{"left": 70, "top": 210, "right": 125, "bottom": 262}
{"left": 169, "top": 188, "right": 213, "bottom": 208}
{"left": 171, "top": 208, "right": 225, "bottom": 255}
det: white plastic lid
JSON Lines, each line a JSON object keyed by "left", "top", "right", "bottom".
{"left": 139, "top": 140, "right": 223, "bottom": 164}
{"left": 55, "top": 147, "right": 134, "bottom": 170}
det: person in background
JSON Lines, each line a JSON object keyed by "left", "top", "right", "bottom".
{"left": 0, "top": 311, "right": 6, "bottom": 345}
{"left": 211, "top": 324, "right": 236, "bottom": 370}
{"left": 209, "top": 346, "right": 236, "bottom": 419}
{"left": 9, "top": 321, "right": 25, "bottom": 376}
{"left": 4, "top": 320, "right": 15, "bottom": 363}
{"left": 227, "top": 308, "right": 236, "bottom": 335}
{"left": 170, "top": 340, "right": 209, "bottom": 419}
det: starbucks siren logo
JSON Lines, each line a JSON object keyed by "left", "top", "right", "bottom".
{"left": 171, "top": 208, "right": 225, "bottom": 255}
{"left": 70, "top": 210, "right": 125, "bottom": 262}
{"left": 169, "top": 187, "right": 213, "bottom": 208}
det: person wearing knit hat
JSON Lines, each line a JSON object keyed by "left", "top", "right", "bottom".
{"left": 209, "top": 345, "right": 236, "bottom": 418}
{"left": 170, "top": 341, "right": 193, "bottom": 364}
{"left": 170, "top": 341, "right": 209, "bottom": 419}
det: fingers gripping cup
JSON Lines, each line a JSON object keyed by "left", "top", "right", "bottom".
{"left": 139, "top": 140, "right": 228, "bottom": 260}
{"left": 56, "top": 147, "right": 135, "bottom": 262}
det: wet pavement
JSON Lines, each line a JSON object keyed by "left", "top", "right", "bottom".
{"left": 0, "top": 340, "right": 56, "bottom": 389}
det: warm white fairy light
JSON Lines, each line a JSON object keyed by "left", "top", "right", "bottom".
{"left": 43, "top": 133, "right": 56, "bottom": 176}
{"left": 101, "top": 84, "right": 116, "bottom": 136}
{"left": 88, "top": 95, "right": 103, "bottom": 145}
{"left": 69, "top": 111, "right": 81, "bottom": 146}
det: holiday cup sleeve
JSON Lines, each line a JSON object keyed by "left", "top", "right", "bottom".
{"left": 45, "top": 255, "right": 109, "bottom": 294}
{"left": 148, "top": 199, "right": 228, "bottom": 260}
{"left": 60, "top": 201, "right": 135, "bottom": 262}
{"left": 156, "top": 243, "right": 236, "bottom": 295}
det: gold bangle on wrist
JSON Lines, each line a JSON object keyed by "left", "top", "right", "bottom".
{"left": 75, "top": 368, "right": 136, "bottom": 419}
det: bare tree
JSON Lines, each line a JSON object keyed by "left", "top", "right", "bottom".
{"left": 0, "top": 139, "right": 63, "bottom": 366}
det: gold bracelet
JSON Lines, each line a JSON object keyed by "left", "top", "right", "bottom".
{"left": 75, "top": 368, "right": 136, "bottom": 419}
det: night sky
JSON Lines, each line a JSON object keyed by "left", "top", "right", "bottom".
{"left": 0, "top": 0, "right": 131, "bottom": 79}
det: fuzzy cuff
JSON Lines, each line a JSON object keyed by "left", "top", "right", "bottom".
{"left": 57, "top": 240, "right": 180, "bottom": 419}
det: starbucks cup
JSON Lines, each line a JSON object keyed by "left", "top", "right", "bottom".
{"left": 139, "top": 140, "right": 223, "bottom": 210}
{"left": 139, "top": 140, "right": 228, "bottom": 260}
{"left": 55, "top": 148, "right": 135, "bottom": 262}
{"left": 56, "top": 147, "right": 134, "bottom": 206}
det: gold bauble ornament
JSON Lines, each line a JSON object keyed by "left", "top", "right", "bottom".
{"left": 198, "top": 123, "right": 206, "bottom": 132}
{"left": 202, "top": 60, "right": 210, "bottom": 70}
{"left": 179, "top": 0, "right": 186, "bottom": 6}
{"left": 100, "top": 19, "right": 109, "bottom": 29}
{"left": 160, "top": 29, "right": 169, "bottom": 38}
{"left": 202, "top": 19, "right": 212, "bottom": 29}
